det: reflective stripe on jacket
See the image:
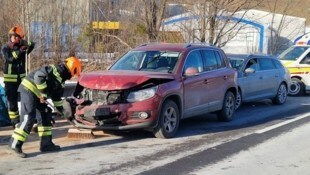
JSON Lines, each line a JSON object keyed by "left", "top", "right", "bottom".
{"left": 19, "top": 64, "right": 71, "bottom": 110}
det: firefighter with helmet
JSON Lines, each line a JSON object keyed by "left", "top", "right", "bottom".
{"left": 1, "top": 26, "right": 35, "bottom": 128}
{"left": 8, "top": 57, "right": 82, "bottom": 158}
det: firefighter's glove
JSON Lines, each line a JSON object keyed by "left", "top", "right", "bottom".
{"left": 20, "top": 45, "right": 28, "bottom": 53}
{"left": 20, "top": 40, "right": 29, "bottom": 47}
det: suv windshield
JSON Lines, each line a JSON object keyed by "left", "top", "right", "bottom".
{"left": 229, "top": 58, "right": 244, "bottom": 71}
{"left": 110, "top": 51, "right": 181, "bottom": 72}
{"left": 278, "top": 46, "right": 309, "bottom": 61}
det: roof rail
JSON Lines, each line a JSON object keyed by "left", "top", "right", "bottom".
{"left": 184, "top": 42, "right": 213, "bottom": 48}
{"left": 138, "top": 42, "right": 162, "bottom": 47}
{"left": 248, "top": 53, "right": 272, "bottom": 57}
{"left": 138, "top": 43, "right": 148, "bottom": 47}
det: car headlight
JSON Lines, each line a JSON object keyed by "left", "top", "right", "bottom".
{"left": 127, "top": 86, "right": 158, "bottom": 102}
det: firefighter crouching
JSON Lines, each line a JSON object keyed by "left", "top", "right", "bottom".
{"left": 1, "top": 26, "right": 35, "bottom": 127}
{"left": 8, "top": 57, "right": 82, "bottom": 158}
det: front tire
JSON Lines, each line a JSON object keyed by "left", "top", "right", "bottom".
{"left": 217, "top": 91, "right": 235, "bottom": 122}
{"left": 273, "top": 83, "right": 287, "bottom": 105}
{"left": 289, "top": 78, "right": 305, "bottom": 96}
{"left": 153, "top": 100, "right": 180, "bottom": 139}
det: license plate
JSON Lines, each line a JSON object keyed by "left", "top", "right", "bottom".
{"left": 84, "top": 108, "right": 110, "bottom": 117}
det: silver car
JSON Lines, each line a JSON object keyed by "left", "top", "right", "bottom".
{"left": 227, "top": 54, "right": 291, "bottom": 109}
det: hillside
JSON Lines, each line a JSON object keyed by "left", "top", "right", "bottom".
{"left": 258, "top": 0, "right": 309, "bottom": 24}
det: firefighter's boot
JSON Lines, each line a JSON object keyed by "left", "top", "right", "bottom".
{"left": 40, "top": 135, "right": 60, "bottom": 152}
{"left": 8, "top": 138, "right": 27, "bottom": 158}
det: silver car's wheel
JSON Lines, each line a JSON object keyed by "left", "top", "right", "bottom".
{"left": 235, "top": 89, "right": 242, "bottom": 110}
{"left": 153, "top": 100, "right": 180, "bottom": 139}
{"left": 273, "top": 83, "right": 287, "bottom": 105}
{"left": 289, "top": 78, "right": 305, "bottom": 96}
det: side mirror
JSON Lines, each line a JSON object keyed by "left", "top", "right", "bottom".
{"left": 245, "top": 67, "right": 255, "bottom": 74}
{"left": 184, "top": 67, "right": 199, "bottom": 76}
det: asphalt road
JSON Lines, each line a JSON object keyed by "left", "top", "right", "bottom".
{"left": 0, "top": 95, "right": 309, "bottom": 175}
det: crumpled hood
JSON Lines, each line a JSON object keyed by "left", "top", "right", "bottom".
{"left": 78, "top": 70, "right": 175, "bottom": 90}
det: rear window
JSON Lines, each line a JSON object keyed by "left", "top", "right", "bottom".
{"left": 215, "top": 51, "right": 225, "bottom": 68}
{"left": 259, "top": 58, "right": 276, "bottom": 70}
{"left": 201, "top": 50, "right": 218, "bottom": 71}
{"left": 273, "top": 59, "right": 284, "bottom": 69}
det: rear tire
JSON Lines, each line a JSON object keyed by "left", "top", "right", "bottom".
{"left": 217, "top": 91, "right": 235, "bottom": 122}
{"left": 289, "top": 78, "right": 305, "bottom": 96}
{"left": 235, "top": 89, "right": 242, "bottom": 110}
{"left": 153, "top": 100, "right": 180, "bottom": 139}
{"left": 272, "top": 83, "right": 287, "bottom": 105}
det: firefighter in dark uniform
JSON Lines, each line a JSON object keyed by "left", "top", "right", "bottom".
{"left": 8, "top": 57, "right": 82, "bottom": 158}
{"left": 1, "top": 26, "right": 35, "bottom": 127}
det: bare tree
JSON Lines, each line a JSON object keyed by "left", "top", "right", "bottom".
{"left": 265, "top": 0, "right": 304, "bottom": 54}
{"left": 142, "top": 0, "right": 167, "bottom": 41}
{"left": 187, "top": 0, "right": 262, "bottom": 47}
{"left": 0, "top": 0, "right": 308, "bottom": 74}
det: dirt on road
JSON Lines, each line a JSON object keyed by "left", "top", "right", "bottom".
{"left": 0, "top": 119, "right": 110, "bottom": 158}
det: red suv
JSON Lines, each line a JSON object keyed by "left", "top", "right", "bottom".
{"left": 72, "top": 43, "right": 237, "bottom": 138}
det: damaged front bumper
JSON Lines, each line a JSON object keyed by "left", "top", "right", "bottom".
{"left": 69, "top": 96, "right": 160, "bottom": 131}
{"left": 71, "top": 119, "right": 155, "bottom": 130}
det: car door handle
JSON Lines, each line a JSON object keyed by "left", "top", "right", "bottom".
{"left": 223, "top": 75, "right": 228, "bottom": 80}
{"left": 204, "top": 79, "right": 208, "bottom": 84}
{"left": 259, "top": 76, "right": 263, "bottom": 79}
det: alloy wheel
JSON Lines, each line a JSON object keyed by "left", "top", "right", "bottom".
{"left": 278, "top": 84, "right": 287, "bottom": 103}
{"left": 289, "top": 81, "right": 301, "bottom": 95}
{"left": 163, "top": 107, "right": 177, "bottom": 133}
{"left": 225, "top": 95, "right": 235, "bottom": 117}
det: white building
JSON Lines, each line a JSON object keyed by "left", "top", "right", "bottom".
{"left": 162, "top": 9, "right": 306, "bottom": 55}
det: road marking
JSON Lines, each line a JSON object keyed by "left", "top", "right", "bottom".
{"left": 255, "top": 112, "right": 310, "bottom": 134}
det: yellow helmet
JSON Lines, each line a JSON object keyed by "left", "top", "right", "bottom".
{"left": 65, "top": 57, "right": 82, "bottom": 77}
{"left": 8, "top": 26, "right": 25, "bottom": 38}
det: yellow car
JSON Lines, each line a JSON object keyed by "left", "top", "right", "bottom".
{"left": 278, "top": 45, "right": 310, "bottom": 96}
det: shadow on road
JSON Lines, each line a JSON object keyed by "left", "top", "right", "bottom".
{"left": 0, "top": 96, "right": 309, "bottom": 157}
{"left": 176, "top": 97, "right": 310, "bottom": 138}
{"left": 26, "top": 130, "right": 151, "bottom": 158}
